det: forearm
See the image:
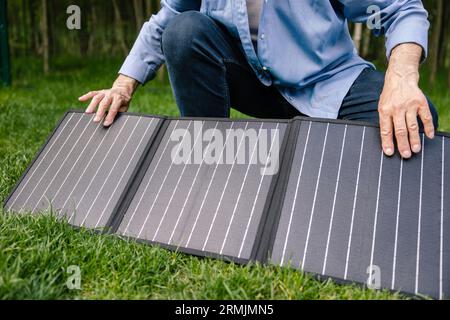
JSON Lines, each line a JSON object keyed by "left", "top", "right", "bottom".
{"left": 119, "top": 0, "right": 200, "bottom": 84}
{"left": 386, "top": 43, "right": 422, "bottom": 87}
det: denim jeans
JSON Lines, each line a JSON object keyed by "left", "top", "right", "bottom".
{"left": 161, "top": 11, "right": 439, "bottom": 129}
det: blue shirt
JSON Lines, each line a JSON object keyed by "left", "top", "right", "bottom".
{"left": 119, "top": 0, "right": 429, "bottom": 119}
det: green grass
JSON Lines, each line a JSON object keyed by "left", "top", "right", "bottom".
{"left": 0, "top": 56, "right": 448, "bottom": 300}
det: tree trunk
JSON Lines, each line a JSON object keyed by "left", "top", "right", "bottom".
{"left": 0, "top": 0, "right": 11, "bottom": 86}
{"left": 448, "top": 57, "right": 450, "bottom": 90}
{"left": 77, "top": 0, "right": 89, "bottom": 56}
{"left": 30, "top": 0, "right": 39, "bottom": 55}
{"left": 133, "top": 0, "right": 144, "bottom": 32}
{"left": 429, "top": 0, "right": 444, "bottom": 84}
{"left": 21, "top": 0, "right": 28, "bottom": 56}
{"left": 362, "top": 27, "right": 372, "bottom": 59}
{"left": 87, "top": 3, "right": 97, "bottom": 55}
{"left": 145, "top": 0, "right": 153, "bottom": 17}
{"left": 112, "top": 0, "right": 129, "bottom": 56}
{"left": 156, "top": 0, "right": 165, "bottom": 82}
{"left": 41, "top": 0, "right": 49, "bottom": 74}
{"left": 352, "top": 23, "right": 363, "bottom": 53}
{"left": 438, "top": 1, "right": 449, "bottom": 68}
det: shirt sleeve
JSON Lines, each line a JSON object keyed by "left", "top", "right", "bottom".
{"left": 119, "top": 0, "right": 201, "bottom": 84}
{"left": 337, "top": 0, "right": 430, "bottom": 61}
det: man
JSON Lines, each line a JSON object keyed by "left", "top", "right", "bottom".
{"left": 79, "top": 0, "right": 438, "bottom": 158}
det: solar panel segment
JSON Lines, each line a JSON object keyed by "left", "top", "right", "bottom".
{"left": 270, "top": 119, "right": 450, "bottom": 299}
{"left": 117, "top": 119, "right": 288, "bottom": 262}
{"left": 4, "top": 111, "right": 163, "bottom": 229}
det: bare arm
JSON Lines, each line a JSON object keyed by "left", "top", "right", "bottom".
{"left": 378, "top": 43, "right": 435, "bottom": 158}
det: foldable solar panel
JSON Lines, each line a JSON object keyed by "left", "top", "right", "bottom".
{"left": 268, "top": 119, "right": 450, "bottom": 300}
{"left": 114, "top": 119, "right": 288, "bottom": 262}
{"left": 4, "top": 111, "right": 164, "bottom": 228}
{"left": 4, "top": 111, "right": 450, "bottom": 299}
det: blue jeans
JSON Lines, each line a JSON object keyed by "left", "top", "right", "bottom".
{"left": 162, "top": 12, "right": 439, "bottom": 129}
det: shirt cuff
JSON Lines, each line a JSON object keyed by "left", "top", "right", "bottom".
{"left": 385, "top": 20, "right": 429, "bottom": 62}
{"left": 119, "top": 54, "right": 157, "bottom": 84}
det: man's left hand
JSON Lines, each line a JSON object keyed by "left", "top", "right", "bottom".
{"left": 378, "top": 43, "right": 435, "bottom": 159}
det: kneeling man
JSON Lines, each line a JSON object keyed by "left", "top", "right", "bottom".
{"left": 80, "top": 0, "right": 439, "bottom": 158}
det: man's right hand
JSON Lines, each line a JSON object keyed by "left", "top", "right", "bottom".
{"left": 79, "top": 74, "right": 139, "bottom": 127}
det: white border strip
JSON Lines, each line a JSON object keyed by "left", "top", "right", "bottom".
{"left": 301, "top": 123, "right": 329, "bottom": 269}
{"left": 322, "top": 125, "right": 347, "bottom": 274}
{"left": 344, "top": 126, "right": 366, "bottom": 280}
{"left": 280, "top": 121, "right": 312, "bottom": 266}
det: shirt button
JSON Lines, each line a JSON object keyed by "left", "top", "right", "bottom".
{"left": 262, "top": 66, "right": 268, "bottom": 71}
{"left": 261, "top": 34, "right": 265, "bottom": 40}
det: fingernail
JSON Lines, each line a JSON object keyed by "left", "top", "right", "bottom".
{"left": 412, "top": 144, "right": 421, "bottom": 153}
{"left": 402, "top": 151, "right": 411, "bottom": 158}
{"left": 385, "top": 148, "right": 393, "bottom": 156}
{"left": 93, "top": 117, "right": 100, "bottom": 122}
{"left": 429, "top": 131, "right": 435, "bottom": 139}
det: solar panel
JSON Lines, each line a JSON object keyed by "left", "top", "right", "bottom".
{"left": 4, "top": 111, "right": 449, "bottom": 299}
{"left": 114, "top": 119, "right": 289, "bottom": 262}
{"left": 4, "top": 111, "right": 164, "bottom": 229}
{"left": 269, "top": 119, "right": 450, "bottom": 299}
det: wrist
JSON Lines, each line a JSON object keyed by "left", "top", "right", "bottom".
{"left": 387, "top": 43, "right": 421, "bottom": 85}
{"left": 386, "top": 64, "right": 420, "bottom": 85}
{"left": 113, "top": 74, "right": 139, "bottom": 95}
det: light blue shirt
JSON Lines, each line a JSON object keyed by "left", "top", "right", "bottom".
{"left": 119, "top": 0, "right": 429, "bottom": 119}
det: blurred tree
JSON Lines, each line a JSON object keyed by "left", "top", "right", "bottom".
{"left": 2, "top": 0, "right": 449, "bottom": 87}
{"left": 361, "top": 27, "right": 372, "bottom": 59}
{"left": 41, "top": 0, "right": 49, "bottom": 74}
{"left": 0, "top": 0, "right": 11, "bottom": 86}
{"left": 133, "top": 0, "right": 144, "bottom": 32}
{"left": 429, "top": 0, "right": 444, "bottom": 84}
{"left": 352, "top": 23, "right": 363, "bottom": 53}
{"left": 112, "top": 0, "right": 129, "bottom": 57}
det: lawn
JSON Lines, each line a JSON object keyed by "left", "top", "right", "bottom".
{"left": 0, "top": 57, "right": 448, "bottom": 300}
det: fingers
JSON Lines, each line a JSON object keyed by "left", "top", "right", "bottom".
{"left": 393, "top": 111, "right": 411, "bottom": 159}
{"left": 79, "top": 91, "right": 99, "bottom": 102}
{"left": 406, "top": 110, "right": 421, "bottom": 153}
{"left": 103, "top": 98, "right": 122, "bottom": 127}
{"left": 85, "top": 92, "right": 105, "bottom": 114}
{"left": 379, "top": 109, "right": 395, "bottom": 157}
{"left": 94, "top": 95, "right": 112, "bottom": 123}
{"left": 417, "top": 103, "right": 435, "bottom": 140}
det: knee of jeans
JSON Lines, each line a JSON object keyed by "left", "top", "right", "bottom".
{"left": 162, "top": 11, "right": 211, "bottom": 65}
{"left": 425, "top": 97, "right": 439, "bottom": 130}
